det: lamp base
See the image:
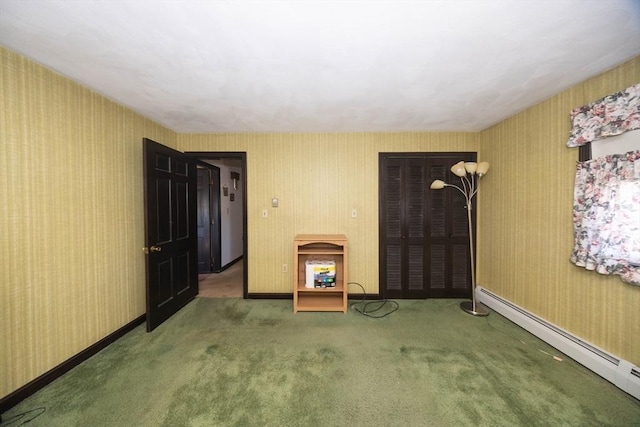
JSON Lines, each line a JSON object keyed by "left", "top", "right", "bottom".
{"left": 460, "top": 301, "right": 490, "bottom": 317}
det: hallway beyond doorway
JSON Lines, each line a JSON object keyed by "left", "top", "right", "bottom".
{"left": 197, "top": 259, "right": 243, "bottom": 298}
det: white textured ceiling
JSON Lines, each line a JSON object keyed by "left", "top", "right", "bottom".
{"left": 1, "top": 0, "right": 639, "bottom": 133}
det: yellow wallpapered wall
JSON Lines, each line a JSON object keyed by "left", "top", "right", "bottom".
{"left": 178, "top": 132, "right": 478, "bottom": 295}
{"left": 478, "top": 56, "right": 640, "bottom": 365}
{"left": 1, "top": 47, "right": 177, "bottom": 397}
{"left": 3, "top": 42, "right": 639, "bottom": 401}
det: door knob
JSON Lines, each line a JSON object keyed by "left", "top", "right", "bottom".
{"left": 142, "top": 245, "right": 162, "bottom": 254}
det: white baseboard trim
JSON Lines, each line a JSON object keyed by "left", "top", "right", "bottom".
{"left": 476, "top": 286, "right": 640, "bottom": 400}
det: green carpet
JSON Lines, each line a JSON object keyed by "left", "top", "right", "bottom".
{"left": 3, "top": 298, "right": 639, "bottom": 426}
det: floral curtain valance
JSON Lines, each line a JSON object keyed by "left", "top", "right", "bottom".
{"left": 566, "top": 83, "right": 640, "bottom": 148}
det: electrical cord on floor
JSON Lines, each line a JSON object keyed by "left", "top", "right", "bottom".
{"left": 0, "top": 407, "right": 46, "bottom": 426}
{"left": 348, "top": 282, "right": 399, "bottom": 318}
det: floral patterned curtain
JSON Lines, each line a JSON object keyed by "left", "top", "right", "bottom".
{"left": 570, "top": 150, "right": 640, "bottom": 285}
{"left": 566, "top": 83, "right": 640, "bottom": 148}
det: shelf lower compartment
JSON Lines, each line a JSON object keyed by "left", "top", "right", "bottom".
{"left": 295, "top": 293, "right": 346, "bottom": 313}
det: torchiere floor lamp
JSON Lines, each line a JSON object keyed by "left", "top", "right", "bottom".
{"left": 430, "top": 161, "right": 490, "bottom": 317}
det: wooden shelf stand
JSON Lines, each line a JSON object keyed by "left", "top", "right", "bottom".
{"left": 293, "top": 234, "right": 347, "bottom": 313}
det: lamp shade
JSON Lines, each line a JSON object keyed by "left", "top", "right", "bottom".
{"left": 476, "top": 161, "right": 490, "bottom": 176}
{"left": 430, "top": 179, "right": 446, "bottom": 189}
{"left": 464, "top": 162, "right": 477, "bottom": 174}
{"left": 450, "top": 161, "right": 467, "bottom": 177}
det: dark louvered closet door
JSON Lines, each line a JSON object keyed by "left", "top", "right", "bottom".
{"left": 380, "top": 157, "right": 426, "bottom": 298}
{"left": 379, "top": 153, "right": 476, "bottom": 299}
{"left": 426, "top": 156, "right": 475, "bottom": 297}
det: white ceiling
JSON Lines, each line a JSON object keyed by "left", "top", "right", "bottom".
{"left": 1, "top": 0, "right": 639, "bottom": 133}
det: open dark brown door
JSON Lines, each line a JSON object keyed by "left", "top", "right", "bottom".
{"left": 196, "top": 164, "right": 222, "bottom": 273}
{"left": 143, "top": 138, "right": 198, "bottom": 332}
{"left": 197, "top": 167, "right": 212, "bottom": 273}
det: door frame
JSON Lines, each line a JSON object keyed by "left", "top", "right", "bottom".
{"left": 187, "top": 152, "right": 248, "bottom": 299}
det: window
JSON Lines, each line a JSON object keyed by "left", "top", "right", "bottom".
{"left": 572, "top": 137, "right": 640, "bottom": 285}
{"left": 568, "top": 85, "right": 640, "bottom": 286}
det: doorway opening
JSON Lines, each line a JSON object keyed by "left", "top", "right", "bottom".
{"left": 189, "top": 152, "right": 247, "bottom": 299}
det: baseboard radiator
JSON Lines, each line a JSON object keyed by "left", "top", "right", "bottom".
{"left": 476, "top": 286, "right": 640, "bottom": 400}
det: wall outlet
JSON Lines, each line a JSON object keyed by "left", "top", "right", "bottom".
{"left": 351, "top": 208, "right": 358, "bottom": 218}
{"left": 282, "top": 264, "right": 288, "bottom": 273}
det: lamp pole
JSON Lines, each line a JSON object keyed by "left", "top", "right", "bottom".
{"left": 430, "top": 161, "right": 490, "bottom": 317}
